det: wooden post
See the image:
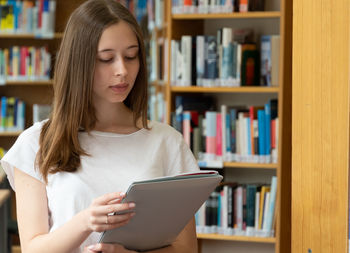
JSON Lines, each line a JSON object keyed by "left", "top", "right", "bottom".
{"left": 292, "top": 0, "right": 350, "bottom": 252}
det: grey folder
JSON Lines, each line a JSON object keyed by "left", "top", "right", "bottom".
{"left": 99, "top": 170, "right": 223, "bottom": 252}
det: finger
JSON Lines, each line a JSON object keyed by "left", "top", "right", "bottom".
{"left": 91, "top": 218, "right": 131, "bottom": 233}
{"left": 93, "top": 202, "right": 136, "bottom": 216}
{"left": 107, "top": 198, "right": 122, "bottom": 205}
{"left": 88, "top": 243, "right": 114, "bottom": 252}
{"left": 84, "top": 245, "right": 99, "bottom": 252}
{"left": 106, "top": 212, "right": 135, "bottom": 224}
{"left": 92, "top": 192, "right": 126, "bottom": 205}
{"left": 90, "top": 212, "right": 134, "bottom": 225}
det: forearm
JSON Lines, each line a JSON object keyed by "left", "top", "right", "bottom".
{"left": 23, "top": 211, "right": 91, "bottom": 253}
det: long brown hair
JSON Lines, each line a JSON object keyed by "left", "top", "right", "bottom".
{"left": 37, "top": 0, "right": 148, "bottom": 182}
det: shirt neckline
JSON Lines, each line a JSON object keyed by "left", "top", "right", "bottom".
{"left": 88, "top": 127, "right": 147, "bottom": 137}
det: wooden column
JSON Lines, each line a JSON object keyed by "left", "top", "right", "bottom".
{"left": 292, "top": 0, "right": 350, "bottom": 252}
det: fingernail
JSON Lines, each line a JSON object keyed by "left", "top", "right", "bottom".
{"left": 129, "top": 202, "right": 135, "bottom": 208}
{"left": 87, "top": 245, "right": 95, "bottom": 250}
{"left": 120, "top": 192, "right": 126, "bottom": 197}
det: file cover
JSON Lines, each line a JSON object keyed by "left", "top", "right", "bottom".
{"left": 98, "top": 170, "right": 223, "bottom": 251}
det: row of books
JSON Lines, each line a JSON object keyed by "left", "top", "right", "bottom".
{"left": 147, "top": 0, "right": 164, "bottom": 31}
{"left": 196, "top": 176, "right": 277, "bottom": 237}
{"left": 173, "top": 96, "right": 278, "bottom": 163}
{"left": 170, "top": 29, "right": 280, "bottom": 87}
{"left": 172, "top": 0, "right": 265, "bottom": 14}
{"left": 0, "top": 0, "right": 56, "bottom": 38}
{"left": 149, "top": 35, "right": 168, "bottom": 83}
{"left": 148, "top": 86, "right": 166, "bottom": 123}
{"left": 0, "top": 46, "right": 51, "bottom": 84}
{"left": 0, "top": 96, "right": 25, "bottom": 132}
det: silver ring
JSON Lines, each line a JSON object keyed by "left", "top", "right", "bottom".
{"left": 106, "top": 215, "right": 108, "bottom": 224}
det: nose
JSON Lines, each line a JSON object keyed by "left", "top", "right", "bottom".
{"left": 113, "top": 58, "right": 128, "bottom": 77}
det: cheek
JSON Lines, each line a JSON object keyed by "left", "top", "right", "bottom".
{"left": 130, "top": 61, "right": 140, "bottom": 81}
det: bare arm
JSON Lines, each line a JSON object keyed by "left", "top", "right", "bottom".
{"left": 14, "top": 167, "right": 91, "bottom": 253}
{"left": 14, "top": 167, "right": 135, "bottom": 253}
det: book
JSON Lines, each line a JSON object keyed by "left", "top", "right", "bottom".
{"left": 99, "top": 170, "right": 223, "bottom": 251}
{"left": 33, "top": 104, "right": 51, "bottom": 123}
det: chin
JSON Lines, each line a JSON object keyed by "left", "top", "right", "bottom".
{"left": 108, "top": 95, "right": 128, "bottom": 104}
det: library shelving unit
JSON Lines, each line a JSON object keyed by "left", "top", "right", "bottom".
{"left": 148, "top": 20, "right": 168, "bottom": 122}
{"left": 164, "top": 0, "right": 292, "bottom": 253}
{"left": 0, "top": 1, "right": 88, "bottom": 251}
{"left": 0, "top": 1, "right": 83, "bottom": 151}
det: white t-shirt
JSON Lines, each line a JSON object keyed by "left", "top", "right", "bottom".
{"left": 1, "top": 120, "right": 199, "bottom": 252}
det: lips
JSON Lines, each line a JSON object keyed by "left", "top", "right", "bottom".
{"left": 109, "top": 83, "right": 128, "bottom": 93}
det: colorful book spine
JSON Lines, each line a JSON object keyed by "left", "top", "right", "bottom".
{"left": 0, "top": 46, "right": 51, "bottom": 82}
{"left": 205, "top": 111, "right": 217, "bottom": 160}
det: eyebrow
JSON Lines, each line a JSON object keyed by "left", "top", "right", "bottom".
{"left": 98, "top": 45, "right": 139, "bottom": 53}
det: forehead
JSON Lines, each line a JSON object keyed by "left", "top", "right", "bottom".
{"left": 98, "top": 21, "right": 138, "bottom": 51}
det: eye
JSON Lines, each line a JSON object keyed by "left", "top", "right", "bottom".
{"left": 98, "top": 58, "right": 113, "bottom": 63}
{"left": 125, "top": 55, "right": 138, "bottom": 61}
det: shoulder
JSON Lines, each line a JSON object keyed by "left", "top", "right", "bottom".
{"left": 17, "top": 120, "right": 47, "bottom": 145}
{"left": 146, "top": 121, "right": 186, "bottom": 149}
{"left": 148, "top": 121, "right": 183, "bottom": 140}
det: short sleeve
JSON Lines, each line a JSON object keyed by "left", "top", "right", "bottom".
{"left": 165, "top": 132, "right": 200, "bottom": 176}
{"left": 1, "top": 122, "right": 44, "bottom": 191}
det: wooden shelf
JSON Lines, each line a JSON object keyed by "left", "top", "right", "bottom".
{"left": 172, "top": 11, "right": 281, "bottom": 20}
{"left": 197, "top": 233, "right": 276, "bottom": 243}
{"left": 0, "top": 33, "right": 63, "bottom": 39}
{"left": 0, "top": 131, "right": 22, "bottom": 137}
{"left": 171, "top": 86, "right": 279, "bottom": 93}
{"left": 223, "top": 162, "right": 278, "bottom": 169}
{"left": 2, "top": 80, "right": 53, "bottom": 86}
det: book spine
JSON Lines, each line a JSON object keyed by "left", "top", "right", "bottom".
{"left": 254, "top": 191, "right": 260, "bottom": 230}
{"left": 265, "top": 102, "right": 271, "bottom": 161}
{"left": 216, "top": 113, "right": 222, "bottom": 158}
{"left": 265, "top": 176, "right": 277, "bottom": 232}
{"left": 221, "top": 105, "right": 227, "bottom": 160}
{"left": 230, "top": 108, "right": 237, "bottom": 155}
{"left": 204, "top": 35, "right": 218, "bottom": 81}
{"left": 227, "top": 185, "right": 233, "bottom": 228}
{"left": 181, "top": 36, "right": 192, "bottom": 86}
{"left": 205, "top": 111, "right": 217, "bottom": 159}
{"left": 248, "top": 185, "right": 257, "bottom": 228}
{"left": 0, "top": 96, "right": 7, "bottom": 131}
{"left": 174, "top": 96, "right": 183, "bottom": 132}
{"left": 260, "top": 35, "right": 272, "bottom": 86}
{"left": 257, "top": 110, "right": 266, "bottom": 160}
{"left": 271, "top": 35, "right": 280, "bottom": 86}
{"left": 183, "top": 111, "right": 191, "bottom": 147}
{"left": 262, "top": 192, "right": 270, "bottom": 231}
{"left": 196, "top": 36, "right": 205, "bottom": 86}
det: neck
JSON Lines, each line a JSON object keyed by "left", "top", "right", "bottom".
{"left": 93, "top": 101, "right": 139, "bottom": 134}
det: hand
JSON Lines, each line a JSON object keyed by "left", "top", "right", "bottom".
{"left": 82, "top": 192, "right": 136, "bottom": 233}
{"left": 84, "top": 243, "right": 137, "bottom": 253}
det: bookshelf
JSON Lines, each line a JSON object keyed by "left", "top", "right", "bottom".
{"left": 164, "top": 0, "right": 292, "bottom": 252}
{"left": 172, "top": 12, "right": 281, "bottom": 19}
{"left": 197, "top": 233, "right": 276, "bottom": 243}
{"left": 170, "top": 86, "right": 279, "bottom": 93}
{"left": 0, "top": 2, "right": 87, "bottom": 251}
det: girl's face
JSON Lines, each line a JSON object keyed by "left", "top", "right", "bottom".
{"left": 93, "top": 21, "right": 140, "bottom": 105}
